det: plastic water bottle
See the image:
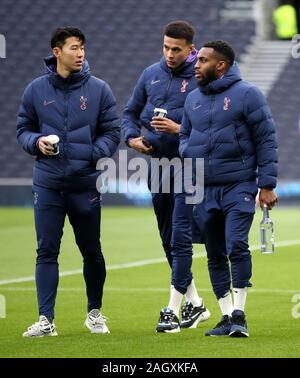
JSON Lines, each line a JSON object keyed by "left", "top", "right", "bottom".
{"left": 260, "top": 204, "right": 274, "bottom": 254}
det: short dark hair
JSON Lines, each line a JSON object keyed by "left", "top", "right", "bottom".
{"left": 202, "top": 40, "right": 235, "bottom": 65}
{"left": 51, "top": 27, "right": 85, "bottom": 49}
{"left": 164, "top": 20, "right": 195, "bottom": 44}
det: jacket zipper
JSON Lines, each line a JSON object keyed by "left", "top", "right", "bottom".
{"left": 233, "top": 127, "right": 245, "bottom": 163}
{"left": 163, "top": 72, "right": 173, "bottom": 105}
{"left": 63, "top": 88, "right": 69, "bottom": 180}
{"left": 208, "top": 95, "right": 215, "bottom": 167}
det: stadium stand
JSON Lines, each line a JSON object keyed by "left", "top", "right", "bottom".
{"left": 267, "top": 56, "right": 300, "bottom": 181}
{"left": 0, "top": 0, "right": 298, "bottom": 204}
{"left": 0, "top": 0, "right": 255, "bottom": 180}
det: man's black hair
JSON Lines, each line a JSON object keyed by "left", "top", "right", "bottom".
{"left": 202, "top": 40, "right": 235, "bottom": 65}
{"left": 164, "top": 20, "right": 195, "bottom": 44}
{"left": 51, "top": 27, "right": 85, "bottom": 49}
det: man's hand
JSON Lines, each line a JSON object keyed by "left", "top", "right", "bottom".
{"left": 151, "top": 117, "right": 180, "bottom": 134}
{"left": 128, "top": 137, "right": 155, "bottom": 155}
{"left": 259, "top": 188, "right": 277, "bottom": 210}
{"left": 37, "top": 136, "right": 55, "bottom": 155}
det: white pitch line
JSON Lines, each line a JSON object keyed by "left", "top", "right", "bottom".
{"left": 0, "top": 239, "right": 299, "bottom": 286}
{"left": 0, "top": 287, "right": 299, "bottom": 294}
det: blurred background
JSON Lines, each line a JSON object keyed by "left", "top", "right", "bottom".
{"left": 0, "top": 0, "right": 299, "bottom": 207}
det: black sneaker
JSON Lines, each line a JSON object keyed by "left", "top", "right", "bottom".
{"left": 205, "top": 315, "right": 232, "bottom": 336}
{"left": 180, "top": 301, "right": 211, "bottom": 329}
{"left": 156, "top": 307, "right": 180, "bottom": 333}
{"left": 229, "top": 309, "right": 249, "bottom": 337}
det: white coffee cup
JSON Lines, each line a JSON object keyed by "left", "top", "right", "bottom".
{"left": 45, "top": 135, "right": 59, "bottom": 155}
{"left": 153, "top": 108, "right": 167, "bottom": 118}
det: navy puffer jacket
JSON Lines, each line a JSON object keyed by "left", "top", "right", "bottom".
{"left": 180, "top": 64, "right": 278, "bottom": 188}
{"left": 122, "top": 54, "right": 198, "bottom": 159}
{"left": 17, "top": 56, "right": 120, "bottom": 190}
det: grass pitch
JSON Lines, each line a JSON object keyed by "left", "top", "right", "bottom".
{"left": 0, "top": 206, "right": 300, "bottom": 358}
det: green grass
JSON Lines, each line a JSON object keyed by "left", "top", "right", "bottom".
{"left": 0, "top": 206, "right": 300, "bottom": 358}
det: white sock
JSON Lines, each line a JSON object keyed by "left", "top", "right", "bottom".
{"left": 218, "top": 291, "right": 233, "bottom": 316}
{"left": 168, "top": 285, "right": 184, "bottom": 318}
{"left": 185, "top": 279, "right": 202, "bottom": 307}
{"left": 233, "top": 287, "right": 247, "bottom": 312}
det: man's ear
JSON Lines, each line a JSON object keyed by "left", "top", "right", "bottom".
{"left": 189, "top": 43, "right": 195, "bottom": 53}
{"left": 216, "top": 60, "right": 227, "bottom": 72}
{"left": 52, "top": 47, "right": 61, "bottom": 58}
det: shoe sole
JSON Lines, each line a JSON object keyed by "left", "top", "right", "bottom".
{"left": 229, "top": 330, "right": 249, "bottom": 338}
{"left": 156, "top": 327, "right": 180, "bottom": 333}
{"left": 181, "top": 309, "right": 211, "bottom": 329}
{"left": 23, "top": 331, "right": 58, "bottom": 337}
{"left": 229, "top": 325, "right": 249, "bottom": 338}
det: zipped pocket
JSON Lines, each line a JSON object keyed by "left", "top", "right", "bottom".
{"left": 233, "top": 127, "right": 245, "bottom": 163}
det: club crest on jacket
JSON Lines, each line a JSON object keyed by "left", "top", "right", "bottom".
{"left": 80, "top": 96, "right": 88, "bottom": 110}
{"left": 223, "top": 96, "right": 231, "bottom": 111}
{"left": 181, "top": 80, "right": 189, "bottom": 93}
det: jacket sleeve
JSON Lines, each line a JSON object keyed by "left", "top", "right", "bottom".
{"left": 121, "top": 70, "right": 147, "bottom": 144}
{"left": 179, "top": 105, "right": 192, "bottom": 158}
{"left": 244, "top": 86, "right": 278, "bottom": 189}
{"left": 16, "top": 82, "right": 42, "bottom": 156}
{"left": 92, "top": 83, "right": 120, "bottom": 162}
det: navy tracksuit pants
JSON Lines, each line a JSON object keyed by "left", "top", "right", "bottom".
{"left": 32, "top": 184, "right": 106, "bottom": 320}
{"left": 152, "top": 191, "right": 194, "bottom": 294}
{"left": 149, "top": 164, "right": 194, "bottom": 294}
{"left": 194, "top": 181, "right": 258, "bottom": 299}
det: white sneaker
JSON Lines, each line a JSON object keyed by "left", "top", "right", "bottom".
{"left": 23, "top": 315, "right": 58, "bottom": 337}
{"left": 180, "top": 301, "right": 211, "bottom": 329}
{"left": 84, "top": 309, "right": 110, "bottom": 334}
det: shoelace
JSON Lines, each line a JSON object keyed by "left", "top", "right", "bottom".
{"left": 181, "top": 302, "right": 193, "bottom": 319}
{"left": 27, "top": 322, "right": 40, "bottom": 332}
{"left": 27, "top": 319, "right": 54, "bottom": 332}
{"left": 160, "top": 311, "right": 176, "bottom": 323}
{"left": 89, "top": 313, "right": 109, "bottom": 326}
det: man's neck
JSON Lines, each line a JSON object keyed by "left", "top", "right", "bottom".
{"left": 56, "top": 63, "right": 71, "bottom": 79}
{"left": 216, "top": 67, "right": 230, "bottom": 80}
{"left": 169, "top": 60, "right": 186, "bottom": 74}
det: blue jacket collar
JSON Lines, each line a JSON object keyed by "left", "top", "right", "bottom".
{"left": 198, "top": 63, "right": 241, "bottom": 94}
{"left": 44, "top": 55, "right": 91, "bottom": 89}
